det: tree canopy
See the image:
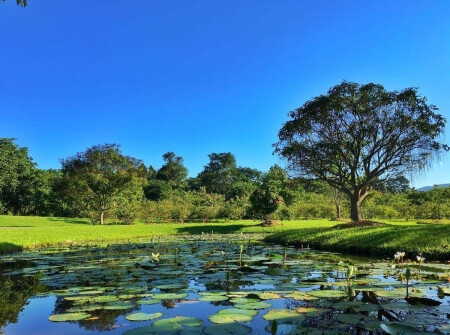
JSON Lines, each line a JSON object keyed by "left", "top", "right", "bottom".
{"left": 0, "top": 138, "right": 37, "bottom": 214}
{"left": 60, "top": 144, "right": 145, "bottom": 225}
{"left": 275, "top": 81, "right": 448, "bottom": 222}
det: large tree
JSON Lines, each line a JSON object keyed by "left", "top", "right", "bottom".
{"left": 0, "top": 138, "right": 37, "bottom": 214}
{"left": 61, "top": 144, "right": 145, "bottom": 225}
{"left": 197, "top": 152, "right": 238, "bottom": 194}
{"left": 155, "top": 152, "right": 188, "bottom": 188}
{"left": 275, "top": 81, "right": 448, "bottom": 222}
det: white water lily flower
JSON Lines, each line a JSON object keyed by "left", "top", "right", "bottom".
{"left": 416, "top": 256, "right": 425, "bottom": 262}
{"left": 394, "top": 251, "right": 405, "bottom": 260}
{"left": 151, "top": 253, "right": 160, "bottom": 261}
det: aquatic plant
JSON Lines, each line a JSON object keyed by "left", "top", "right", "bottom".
{"left": 270, "top": 319, "right": 278, "bottom": 335}
{"left": 346, "top": 266, "right": 355, "bottom": 283}
{"left": 239, "top": 245, "right": 244, "bottom": 265}
{"left": 394, "top": 251, "right": 405, "bottom": 267}
{"left": 404, "top": 267, "right": 411, "bottom": 298}
{"left": 151, "top": 252, "right": 160, "bottom": 262}
{"left": 416, "top": 255, "right": 425, "bottom": 274}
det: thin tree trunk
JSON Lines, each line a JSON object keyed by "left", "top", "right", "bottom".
{"left": 333, "top": 188, "right": 342, "bottom": 219}
{"left": 100, "top": 209, "right": 104, "bottom": 225}
{"left": 335, "top": 203, "right": 341, "bottom": 219}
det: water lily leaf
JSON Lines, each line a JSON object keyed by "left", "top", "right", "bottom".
{"left": 198, "top": 295, "right": 229, "bottom": 302}
{"left": 333, "top": 301, "right": 378, "bottom": 312}
{"left": 234, "top": 301, "right": 271, "bottom": 310}
{"left": 263, "top": 309, "right": 305, "bottom": 322}
{"left": 152, "top": 293, "right": 188, "bottom": 300}
{"left": 104, "top": 302, "right": 135, "bottom": 310}
{"left": 333, "top": 314, "right": 379, "bottom": 327}
{"left": 209, "top": 312, "right": 253, "bottom": 324}
{"left": 381, "top": 303, "right": 424, "bottom": 312}
{"left": 89, "top": 295, "right": 119, "bottom": 303}
{"left": 295, "top": 307, "right": 330, "bottom": 316}
{"left": 438, "top": 324, "right": 450, "bottom": 333}
{"left": 125, "top": 312, "right": 163, "bottom": 321}
{"left": 257, "top": 292, "right": 281, "bottom": 300}
{"left": 380, "top": 323, "right": 420, "bottom": 334}
{"left": 284, "top": 292, "right": 318, "bottom": 300}
{"left": 203, "top": 323, "right": 253, "bottom": 335}
{"left": 124, "top": 316, "right": 203, "bottom": 334}
{"left": 405, "top": 296, "right": 441, "bottom": 306}
{"left": 49, "top": 312, "right": 91, "bottom": 322}
{"left": 137, "top": 299, "right": 161, "bottom": 305}
{"left": 309, "top": 290, "right": 348, "bottom": 298}
{"left": 179, "top": 328, "right": 204, "bottom": 335}
{"left": 156, "top": 284, "right": 187, "bottom": 290}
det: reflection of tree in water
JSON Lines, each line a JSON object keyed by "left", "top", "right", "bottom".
{"left": 52, "top": 296, "right": 71, "bottom": 314}
{"left": 0, "top": 275, "right": 48, "bottom": 328}
{"left": 77, "top": 308, "right": 135, "bottom": 332}
{"left": 204, "top": 273, "right": 253, "bottom": 292}
{"left": 52, "top": 297, "right": 139, "bottom": 332}
{"left": 161, "top": 299, "right": 176, "bottom": 309}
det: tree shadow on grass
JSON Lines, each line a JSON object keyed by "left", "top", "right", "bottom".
{"left": 0, "top": 242, "right": 22, "bottom": 254}
{"left": 47, "top": 217, "right": 91, "bottom": 225}
{"left": 265, "top": 223, "right": 450, "bottom": 260}
{"left": 176, "top": 224, "right": 248, "bottom": 235}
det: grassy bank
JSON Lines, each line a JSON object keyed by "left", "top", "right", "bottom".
{"left": 1, "top": 215, "right": 449, "bottom": 260}
{"left": 265, "top": 222, "right": 450, "bottom": 261}
{"left": 0, "top": 216, "right": 335, "bottom": 253}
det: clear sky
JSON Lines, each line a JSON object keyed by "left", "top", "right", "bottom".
{"left": 1, "top": 1, "right": 449, "bottom": 188}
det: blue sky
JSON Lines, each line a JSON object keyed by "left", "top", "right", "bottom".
{"left": 1, "top": 1, "right": 449, "bottom": 188}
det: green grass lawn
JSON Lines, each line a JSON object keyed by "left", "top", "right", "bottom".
{"left": 1, "top": 215, "right": 449, "bottom": 260}
{"left": 265, "top": 221, "right": 450, "bottom": 261}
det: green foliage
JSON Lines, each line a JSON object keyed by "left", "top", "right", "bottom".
{"left": 60, "top": 144, "right": 145, "bottom": 225}
{"left": 155, "top": 152, "right": 188, "bottom": 188}
{"left": 197, "top": 152, "right": 238, "bottom": 194}
{"left": 1, "top": 0, "right": 27, "bottom": 7}
{"left": 0, "top": 275, "right": 46, "bottom": 328}
{"left": 276, "top": 81, "right": 448, "bottom": 221}
{"left": 0, "top": 138, "right": 37, "bottom": 215}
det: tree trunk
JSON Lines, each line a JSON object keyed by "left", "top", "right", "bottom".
{"left": 100, "top": 209, "right": 104, "bottom": 225}
{"left": 350, "top": 193, "right": 361, "bottom": 222}
{"left": 335, "top": 203, "right": 341, "bottom": 219}
{"left": 333, "top": 189, "right": 342, "bottom": 219}
{"left": 350, "top": 188, "right": 369, "bottom": 222}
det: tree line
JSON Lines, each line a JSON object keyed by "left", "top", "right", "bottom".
{"left": 1, "top": 138, "right": 448, "bottom": 224}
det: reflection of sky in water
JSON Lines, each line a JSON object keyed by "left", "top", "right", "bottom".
{"left": 1, "top": 237, "right": 449, "bottom": 334}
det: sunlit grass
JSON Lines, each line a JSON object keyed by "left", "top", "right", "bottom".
{"left": 1, "top": 215, "right": 448, "bottom": 259}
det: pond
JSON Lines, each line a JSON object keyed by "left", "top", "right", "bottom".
{"left": 0, "top": 234, "right": 449, "bottom": 334}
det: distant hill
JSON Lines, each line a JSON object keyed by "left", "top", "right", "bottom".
{"left": 416, "top": 183, "right": 450, "bottom": 192}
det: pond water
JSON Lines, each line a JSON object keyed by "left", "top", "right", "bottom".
{"left": 0, "top": 234, "right": 449, "bottom": 334}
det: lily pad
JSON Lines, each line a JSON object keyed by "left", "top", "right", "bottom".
{"left": 137, "top": 299, "right": 161, "bottom": 305}
{"left": 333, "top": 301, "right": 379, "bottom": 312}
{"left": 309, "top": 290, "right": 348, "bottom": 298}
{"left": 234, "top": 301, "right": 271, "bottom": 310}
{"left": 263, "top": 309, "right": 305, "bottom": 322}
{"left": 284, "top": 292, "right": 318, "bottom": 301}
{"left": 152, "top": 293, "right": 188, "bottom": 300}
{"left": 198, "top": 294, "right": 229, "bottom": 302}
{"left": 203, "top": 323, "right": 253, "bottom": 335}
{"left": 380, "top": 323, "right": 420, "bottom": 334}
{"left": 257, "top": 292, "right": 281, "bottom": 300}
{"left": 49, "top": 312, "right": 91, "bottom": 322}
{"left": 125, "top": 312, "right": 163, "bottom": 321}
